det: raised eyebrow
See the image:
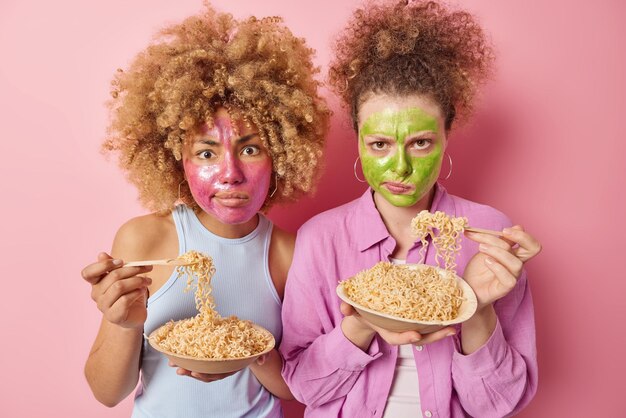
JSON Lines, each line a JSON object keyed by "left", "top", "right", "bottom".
{"left": 235, "top": 133, "right": 260, "bottom": 145}
{"left": 196, "top": 139, "right": 219, "bottom": 146}
{"left": 194, "top": 133, "right": 258, "bottom": 146}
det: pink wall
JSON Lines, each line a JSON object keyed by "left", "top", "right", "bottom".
{"left": 1, "top": 0, "right": 624, "bottom": 417}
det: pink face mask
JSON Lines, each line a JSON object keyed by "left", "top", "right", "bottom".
{"left": 183, "top": 114, "right": 272, "bottom": 225}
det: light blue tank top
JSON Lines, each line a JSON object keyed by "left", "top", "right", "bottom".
{"left": 132, "top": 205, "right": 283, "bottom": 418}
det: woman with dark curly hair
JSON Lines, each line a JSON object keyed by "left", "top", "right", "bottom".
{"left": 280, "top": 1, "right": 541, "bottom": 417}
{"left": 80, "top": 4, "right": 328, "bottom": 417}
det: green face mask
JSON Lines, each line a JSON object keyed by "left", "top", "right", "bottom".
{"left": 359, "top": 107, "right": 443, "bottom": 207}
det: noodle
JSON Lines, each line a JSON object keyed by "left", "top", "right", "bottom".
{"left": 411, "top": 210, "right": 467, "bottom": 271}
{"left": 341, "top": 211, "right": 469, "bottom": 322}
{"left": 152, "top": 250, "right": 273, "bottom": 359}
{"left": 343, "top": 262, "right": 464, "bottom": 321}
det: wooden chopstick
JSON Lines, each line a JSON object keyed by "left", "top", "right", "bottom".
{"left": 464, "top": 226, "right": 505, "bottom": 237}
{"left": 124, "top": 258, "right": 191, "bottom": 267}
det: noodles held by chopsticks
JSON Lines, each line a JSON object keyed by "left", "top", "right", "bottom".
{"left": 411, "top": 210, "right": 468, "bottom": 271}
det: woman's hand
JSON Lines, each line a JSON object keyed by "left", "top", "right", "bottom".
{"left": 169, "top": 354, "right": 270, "bottom": 384}
{"left": 81, "top": 252, "right": 153, "bottom": 329}
{"left": 464, "top": 225, "right": 541, "bottom": 310}
{"left": 340, "top": 302, "right": 456, "bottom": 349}
{"left": 168, "top": 361, "right": 237, "bottom": 383}
{"left": 168, "top": 353, "right": 272, "bottom": 383}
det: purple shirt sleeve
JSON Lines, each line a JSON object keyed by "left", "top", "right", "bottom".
{"left": 280, "top": 225, "right": 383, "bottom": 407}
{"left": 451, "top": 270, "right": 538, "bottom": 417}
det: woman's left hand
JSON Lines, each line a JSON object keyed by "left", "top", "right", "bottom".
{"left": 463, "top": 225, "right": 541, "bottom": 310}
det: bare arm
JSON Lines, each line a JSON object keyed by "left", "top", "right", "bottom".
{"left": 85, "top": 312, "right": 145, "bottom": 407}
{"left": 82, "top": 220, "right": 157, "bottom": 406}
{"left": 249, "top": 349, "right": 293, "bottom": 399}
{"left": 247, "top": 226, "right": 295, "bottom": 400}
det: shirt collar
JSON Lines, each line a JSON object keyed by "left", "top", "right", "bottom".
{"left": 353, "top": 182, "right": 456, "bottom": 252}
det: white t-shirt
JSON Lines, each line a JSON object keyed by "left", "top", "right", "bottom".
{"left": 383, "top": 258, "right": 423, "bottom": 418}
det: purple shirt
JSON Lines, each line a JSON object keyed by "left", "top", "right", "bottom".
{"left": 280, "top": 185, "right": 537, "bottom": 418}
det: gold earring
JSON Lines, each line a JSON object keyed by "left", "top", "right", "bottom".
{"left": 269, "top": 173, "right": 278, "bottom": 198}
{"left": 442, "top": 153, "right": 453, "bottom": 180}
{"left": 354, "top": 156, "right": 366, "bottom": 183}
{"left": 178, "top": 179, "right": 186, "bottom": 202}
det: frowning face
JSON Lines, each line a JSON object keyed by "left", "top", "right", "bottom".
{"left": 183, "top": 108, "right": 272, "bottom": 224}
{"left": 357, "top": 94, "right": 447, "bottom": 207}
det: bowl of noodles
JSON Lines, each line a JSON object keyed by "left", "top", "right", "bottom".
{"left": 337, "top": 210, "right": 479, "bottom": 333}
{"left": 337, "top": 262, "right": 477, "bottom": 333}
{"left": 147, "top": 318, "right": 275, "bottom": 374}
{"left": 145, "top": 250, "right": 275, "bottom": 374}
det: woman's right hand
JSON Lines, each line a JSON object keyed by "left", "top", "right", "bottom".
{"left": 81, "top": 252, "right": 153, "bottom": 329}
{"left": 340, "top": 302, "right": 455, "bottom": 349}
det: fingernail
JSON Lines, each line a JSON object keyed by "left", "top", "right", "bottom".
{"left": 112, "top": 259, "right": 123, "bottom": 266}
{"left": 503, "top": 228, "right": 512, "bottom": 235}
{"left": 145, "top": 277, "right": 153, "bottom": 284}
{"left": 479, "top": 244, "right": 489, "bottom": 251}
{"left": 447, "top": 331, "right": 456, "bottom": 337}
{"left": 410, "top": 337, "right": 421, "bottom": 343}
{"left": 485, "top": 257, "right": 494, "bottom": 265}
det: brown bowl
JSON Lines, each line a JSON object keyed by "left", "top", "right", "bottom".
{"left": 336, "top": 264, "right": 478, "bottom": 334}
{"left": 147, "top": 323, "right": 275, "bottom": 374}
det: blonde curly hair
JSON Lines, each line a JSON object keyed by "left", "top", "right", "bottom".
{"left": 104, "top": 3, "right": 329, "bottom": 212}
{"left": 328, "top": 0, "right": 494, "bottom": 130}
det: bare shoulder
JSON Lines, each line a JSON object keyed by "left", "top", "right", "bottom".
{"left": 270, "top": 226, "right": 296, "bottom": 260}
{"left": 112, "top": 212, "right": 177, "bottom": 261}
{"left": 268, "top": 226, "right": 296, "bottom": 300}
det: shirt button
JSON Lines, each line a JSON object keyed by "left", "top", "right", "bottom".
{"left": 415, "top": 345, "right": 423, "bottom": 351}
{"left": 424, "top": 411, "right": 433, "bottom": 417}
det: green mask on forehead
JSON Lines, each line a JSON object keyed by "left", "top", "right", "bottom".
{"left": 359, "top": 107, "right": 443, "bottom": 207}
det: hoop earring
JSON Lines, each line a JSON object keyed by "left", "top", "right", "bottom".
{"left": 178, "top": 179, "right": 186, "bottom": 202}
{"left": 354, "top": 156, "right": 366, "bottom": 183}
{"left": 442, "top": 153, "right": 453, "bottom": 180}
{"left": 269, "top": 172, "right": 278, "bottom": 198}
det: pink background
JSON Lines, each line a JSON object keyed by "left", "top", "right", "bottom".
{"left": 1, "top": 0, "right": 624, "bottom": 417}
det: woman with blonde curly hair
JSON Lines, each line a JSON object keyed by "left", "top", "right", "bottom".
{"left": 281, "top": 1, "right": 541, "bottom": 417}
{"left": 80, "top": 3, "right": 328, "bottom": 417}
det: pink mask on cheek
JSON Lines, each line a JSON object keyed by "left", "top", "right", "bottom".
{"left": 184, "top": 117, "right": 272, "bottom": 225}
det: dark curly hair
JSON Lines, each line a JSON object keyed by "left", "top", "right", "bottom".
{"left": 328, "top": 0, "right": 494, "bottom": 131}
{"left": 104, "top": 2, "right": 330, "bottom": 213}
